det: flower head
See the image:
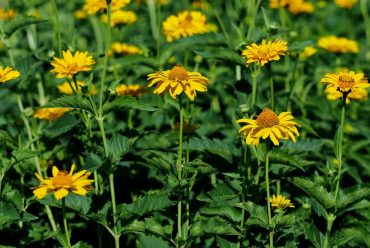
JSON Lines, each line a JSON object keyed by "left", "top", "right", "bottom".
{"left": 33, "top": 164, "right": 94, "bottom": 200}
{"left": 299, "top": 46, "right": 317, "bottom": 60}
{"left": 162, "top": 11, "right": 213, "bottom": 42}
{"left": 115, "top": 84, "right": 147, "bottom": 96}
{"left": 324, "top": 86, "right": 368, "bottom": 103}
{"left": 318, "top": 36, "right": 359, "bottom": 53}
{"left": 57, "top": 81, "right": 97, "bottom": 95}
{"left": 321, "top": 71, "right": 369, "bottom": 94}
{"left": 242, "top": 39, "right": 288, "bottom": 66}
{"left": 147, "top": 65, "right": 208, "bottom": 101}
{"left": 270, "top": 194, "right": 295, "bottom": 209}
{"left": 237, "top": 109, "right": 299, "bottom": 146}
{"left": 0, "top": 66, "right": 20, "bottom": 83}
{"left": 334, "top": 0, "right": 357, "bottom": 8}
{"left": 33, "top": 108, "right": 71, "bottom": 121}
{"left": 83, "top": 0, "right": 131, "bottom": 14}
{"left": 50, "top": 50, "right": 95, "bottom": 78}
{"left": 109, "top": 42, "right": 143, "bottom": 56}
{"left": 102, "top": 10, "right": 137, "bottom": 27}
{"left": 74, "top": 10, "right": 88, "bottom": 19}
{"left": 0, "top": 8, "right": 16, "bottom": 20}
{"left": 269, "top": 0, "right": 314, "bottom": 14}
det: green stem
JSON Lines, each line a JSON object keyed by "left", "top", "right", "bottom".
{"left": 177, "top": 101, "right": 184, "bottom": 243}
{"left": 94, "top": 171, "right": 99, "bottom": 195}
{"left": 334, "top": 101, "right": 346, "bottom": 203}
{"left": 185, "top": 139, "right": 190, "bottom": 239}
{"left": 62, "top": 199, "right": 71, "bottom": 248}
{"left": 360, "top": 0, "right": 370, "bottom": 61}
{"left": 237, "top": 145, "right": 248, "bottom": 248}
{"left": 251, "top": 66, "right": 260, "bottom": 106}
{"left": 109, "top": 173, "right": 120, "bottom": 248}
{"left": 51, "top": 0, "right": 62, "bottom": 56}
{"left": 265, "top": 150, "right": 273, "bottom": 248}
{"left": 268, "top": 64, "right": 274, "bottom": 110}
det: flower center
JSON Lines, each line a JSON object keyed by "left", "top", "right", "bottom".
{"left": 256, "top": 109, "right": 280, "bottom": 128}
{"left": 179, "top": 13, "right": 193, "bottom": 29}
{"left": 53, "top": 172, "right": 73, "bottom": 186}
{"left": 168, "top": 65, "right": 189, "bottom": 81}
{"left": 338, "top": 74, "right": 355, "bottom": 89}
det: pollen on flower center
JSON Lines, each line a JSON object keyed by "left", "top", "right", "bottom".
{"left": 338, "top": 75, "right": 355, "bottom": 88}
{"left": 168, "top": 65, "right": 189, "bottom": 81}
{"left": 53, "top": 172, "right": 73, "bottom": 186}
{"left": 256, "top": 109, "right": 280, "bottom": 128}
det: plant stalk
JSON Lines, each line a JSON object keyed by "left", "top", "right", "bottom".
{"left": 334, "top": 100, "right": 346, "bottom": 203}
{"left": 177, "top": 101, "right": 184, "bottom": 243}
{"left": 62, "top": 199, "right": 71, "bottom": 248}
{"left": 265, "top": 150, "right": 273, "bottom": 248}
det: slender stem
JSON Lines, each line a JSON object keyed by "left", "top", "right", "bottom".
{"left": 237, "top": 145, "right": 248, "bottom": 248}
{"left": 177, "top": 101, "right": 184, "bottom": 243}
{"left": 185, "top": 139, "right": 190, "bottom": 239}
{"left": 268, "top": 64, "right": 275, "bottom": 110}
{"left": 360, "top": 0, "right": 370, "bottom": 61}
{"left": 265, "top": 150, "right": 273, "bottom": 248}
{"left": 251, "top": 66, "right": 260, "bottom": 106}
{"left": 334, "top": 102, "right": 346, "bottom": 203}
{"left": 109, "top": 173, "right": 120, "bottom": 248}
{"left": 94, "top": 171, "right": 99, "bottom": 195}
{"left": 62, "top": 199, "right": 71, "bottom": 248}
{"left": 51, "top": 0, "right": 62, "bottom": 56}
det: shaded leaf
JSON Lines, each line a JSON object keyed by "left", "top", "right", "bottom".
{"left": 41, "top": 95, "right": 94, "bottom": 113}
{"left": 103, "top": 96, "right": 157, "bottom": 114}
{"left": 3, "top": 16, "right": 48, "bottom": 37}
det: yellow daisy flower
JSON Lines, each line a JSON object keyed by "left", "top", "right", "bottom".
{"left": 50, "top": 50, "right": 95, "bottom": 79}
{"left": 324, "top": 86, "right": 368, "bottom": 103}
{"left": 0, "top": 8, "right": 16, "bottom": 20}
{"left": 162, "top": 11, "right": 213, "bottom": 42}
{"left": 102, "top": 10, "right": 137, "bottom": 27}
{"left": 192, "top": 1, "right": 210, "bottom": 10}
{"left": 0, "top": 66, "right": 20, "bottom": 83}
{"left": 147, "top": 65, "right": 209, "bottom": 101}
{"left": 321, "top": 71, "right": 369, "bottom": 94}
{"left": 334, "top": 0, "right": 358, "bottom": 9}
{"left": 33, "top": 108, "right": 72, "bottom": 121}
{"left": 33, "top": 164, "right": 94, "bottom": 200}
{"left": 318, "top": 36, "right": 359, "bottom": 53}
{"left": 269, "top": 0, "right": 290, "bottom": 8}
{"left": 288, "top": 0, "right": 314, "bottom": 14}
{"left": 109, "top": 42, "right": 143, "bottom": 56}
{"left": 115, "top": 84, "right": 147, "bottom": 96}
{"left": 269, "top": 194, "right": 295, "bottom": 209}
{"left": 242, "top": 39, "right": 288, "bottom": 66}
{"left": 57, "top": 81, "right": 97, "bottom": 95}
{"left": 299, "top": 46, "right": 317, "bottom": 60}
{"left": 237, "top": 108, "right": 299, "bottom": 146}
{"left": 83, "top": 0, "right": 131, "bottom": 14}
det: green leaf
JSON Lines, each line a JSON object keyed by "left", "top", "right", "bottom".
{"left": 333, "top": 127, "right": 340, "bottom": 159}
{"left": 270, "top": 150, "right": 314, "bottom": 172}
{"left": 288, "top": 40, "right": 314, "bottom": 52}
{"left": 291, "top": 178, "right": 335, "bottom": 209}
{"left": 38, "top": 193, "right": 92, "bottom": 215}
{"left": 198, "top": 183, "right": 238, "bottom": 202}
{"left": 235, "top": 202, "right": 269, "bottom": 228}
{"left": 144, "top": 217, "right": 173, "bottom": 239}
{"left": 303, "top": 223, "right": 325, "bottom": 248}
{"left": 331, "top": 228, "right": 370, "bottom": 247}
{"left": 189, "top": 138, "right": 237, "bottom": 163}
{"left": 137, "top": 235, "right": 169, "bottom": 248}
{"left": 45, "top": 115, "right": 80, "bottom": 138}
{"left": 281, "top": 139, "right": 326, "bottom": 154}
{"left": 190, "top": 216, "right": 240, "bottom": 236}
{"left": 71, "top": 241, "right": 94, "bottom": 248}
{"left": 12, "top": 150, "right": 39, "bottom": 162}
{"left": 107, "top": 134, "right": 138, "bottom": 164}
{"left": 3, "top": 16, "right": 48, "bottom": 37}
{"left": 0, "top": 199, "right": 20, "bottom": 226}
{"left": 41, "top": 95, "right": 94, "bottom": 113}
{"left": 216, "top": 237, "right": 238, "bottom": 248}
{"left": 195, "top": 47, "right": 245, "bottom": 66}
{"left": 337, "top": 186, "right": 370, "bottom": 210}
{"left": 103, "top": 96, "right": 157, "bottom": 114}
{"left": 200, "top": 205, "right": 241, "bottom": 222}
{"left": 0, "top": 130, "right": 16, "bottom": 148}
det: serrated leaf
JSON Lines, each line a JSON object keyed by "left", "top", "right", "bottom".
{"left": 0, "top": 130, "right": 15, "bottom": 147}
{"left": 71, "top": 241, "right": 94, "bottom": 248}
{"left": 236, "top": 202, "right": 269, "bottom": 228}
{"left": 45, "top": 115, "right": 80, "bottom": 138}
{"left": 103, "top": 96, "right": 157, "bottom": 113}
{"left": 304, "top": 223, "right": 325, "bottom": 248}
{"left": 337, "top": 186, "right": 370, "bottom": 210}
{"left": 200, "top": 205, "right": 241, "bottom": 222}
{"left": 270, "top": 150, "right": 313, "bottom": 172}
{"left": 41, "top": 95, "right": 94, "bottom": 113}
{"left": 198, "top": 183, "right": 238, "bottom": 202}
{"left": 195, "top": 47, "right": 245, "bottom": 66}
{"left": 137, "top": 235, "right": 169, "bottom": 248}
{"left": 291, "top": 178, "right": 335, "bottom": 209}
{"left": 38, "top": 193, "right": 92, "bottom": 215}
{"left": 107, "top": 134, "right": 138, "bottom": 164}
{"left": 3, "top": 16, "right": 48, "bottom": 37}
{"left": 12, "top": 150, "right": 39, "bottom": 162}
{"left": 189, "top": 137, "right": 237, "bottom": 163}
{"left": 216, "top": 237, "right": 238, "bottom": 248}
{"left": 190, "top": 216, "right": 240, "bottom": 236}
{"left": 0, "top": 200, "right": 20, "bottom": 226}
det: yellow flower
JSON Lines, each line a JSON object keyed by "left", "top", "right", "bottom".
{"left": 288, "top": 0, "right": 314, "bottom": 14}
{"left": 162, "top": 11, "right": 213, "bottom": 42}
{"left": 269, "top": 0, "right": 290, "bottom": 8}
{"left": 109, "top": 42, "right": 143, "bottom": 56}
{"left": 299, "top": 46, "right": 317, "bottom": 60}
{"left": 270, "top": 194, "right": 295, "bottom": 209}
{"left": 237, "top": 108, "right": 299, "bottom": 146}
{"left": 242, "top": 39, "right": 288, "bottom": 66}
{"left": 147, "top": 65, "right": 209, "bottom": 101}
{"left": 83, "top": 0, "right": 131, "bottom": 14}
{"left": 192, "top": 1, "right": 210, "bottom": 10}
{"left": 0, "top": 8, "right": 16, "bottom": 20}
{"left": 74, "top": 10, "right": 88, "bottom": 19}
{"left": 324, "top": 85, "right": 368, "bottom": 103}
{"left": 115, "top": 84, "right": 147, "bottom": 96}
{"left": 33, "top": 108, "right": 72, "bottom": 121}
{"left": 50, "top": 50, "right": 95, "bottom": 79}
{"left": 318, "top": 36, "right": 359, "bottom": 53}
{"left": 321, "top": 71, "right": 369, "bottom": 94}
{"left": 334, "top": 0, "right": 358, "bottom": 8}
{"left": 102, "top": 10, "right": 137, "bottom": 27}
{"left": 57, "top": 81, "right": 97, "bottom": 95}
{"left": 0, "top": 66, "right": 20, "bottom": 83}
{"left": 33, "top": 164, "right": 94, "bottom": 200}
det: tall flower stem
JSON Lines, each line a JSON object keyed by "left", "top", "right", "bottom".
{"left": 334, "top": 98, "right": 346, "bottom": 203}
{"left": 251, "top": 66, "right": 260, "bottom": 106}
{"left": 265, "top": 147, "right": 273, "bottom": 248}
{"left": 177, "top": 99, "right": 184, "bottom": 244}
{"left": 51, "top": 0, "right": 62, "bottom": 56}
{"left": 185, "top": 139, "right": 190, "bottom": 239}
{"left": 62, "top": 199, "right": 71, "bottom": 248}
{"left": 109, "top": 173, "right": 120, "bottom": 248}
{"left": 237, "top": 145, "right": 248, "bottom": 248}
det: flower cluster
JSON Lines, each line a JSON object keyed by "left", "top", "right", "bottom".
{"left": 318, "top": 36, "right": 359, "bottom": 53}
{"left": 0, "top": 66, "right": 20, "bottom": 83}
{"left": 33, "top": 108, "right": 72, "bottom": 121}
{"left": 115, "top": 84, "right": 147, "bottom": 96}
{"left": 83, "top": 0, "right": 131, "bottom": 14}
{"left": 269, "top": 0, "right": 314, "bottom": 15}
{"left": 242, "top": 39, "right": 288, "bottom": 66}
{"left": 109, "top": 42, "right": 143, "bottom": 56}
{"left": 334, "top": 0, "right": 358, "bottom": 9}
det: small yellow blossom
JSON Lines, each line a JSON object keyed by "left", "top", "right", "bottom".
{"left": 334, "top": 0, "right": 358, "bottom": 9}
{"left": 0, "top": 8, "right": 16, "bottom": 20}
{"left": 57, "top": 81, "right": 97, "bottom": 95}
{"left": 242, "top": 39, "right": 288, "bottom": 66}
{"left": 74, "top": 10, "right": 88, "bottom": 19}
{"left": 270, "top": 194, "right": 295, "bottom": 209}
{"left": 147, "top": 65, "right": 209, "bottom": 101}
{"left": 299, "top": 46, "right": 317, "bottom": 60}
{"left": 33, "top": 108, "right": 72, "bottom": 121}
{"left": 324, "top": 86, "right": 368, "bottom": 103}
{"left": 115, "top": 84, "right": 147, "bottom": 96}
{"left": 83, "top": 0, "right": 131, "bottom": 14}
{"left": 269, "top": 0, "right": 314, "bottom": 14}
{"left": 102, "top": 10, "right": 137, "bottom": 27}
{"left": 321, "top": 71, "right": 369, "bottom": 94}
{"left": 50, "top": 50, "right": 95, "bottom": 79}
{"left": 162, "top": 11, "right": 214, "bottom": 42}
{"left": 0, "top": 66, "right": 20, "bottom": 83}
{"left": 33, "top": 164, "right": 94, "bottom": 200}
{"left": 109, "top": 42, "right": 143, "bottom": 56}
{"left": 318, "top": 36, "right": 359, "bottom": 53}
{"left": 192, "top": 1, "right": 210, "bottom": 10}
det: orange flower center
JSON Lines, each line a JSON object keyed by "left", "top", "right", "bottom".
{"left": 53, "top": 172, "right": 73, "bottom": 186}
{"left": 256, "top": 109, "right": 280, "bottom": 128}
{"left": 168, "top": 65, "right": 189, "bottom": 81}
{"left": 338, "top": 74, "right": 354, "bottom": 89}
{"left": 179, "top": 13, "right": 193, "bottom": 29}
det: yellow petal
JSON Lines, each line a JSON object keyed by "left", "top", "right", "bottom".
{"left": 54, "top": 188, "right": 69, "bottom": 200}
